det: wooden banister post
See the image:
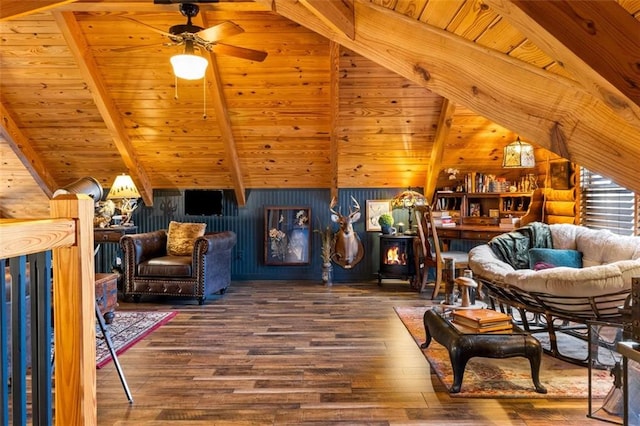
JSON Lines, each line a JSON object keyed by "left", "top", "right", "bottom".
{"left": 50, "top": 194, "right": 97, "bottom": 426}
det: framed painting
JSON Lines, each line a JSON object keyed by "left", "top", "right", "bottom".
{"left": 264, "top": 206, "right": 311, "bottom": 265}
{"left": 550, "top": 160, "right": 571, "bottom": 190}
{"left": 366, "top": 200, "right": 391, "bottom": 232}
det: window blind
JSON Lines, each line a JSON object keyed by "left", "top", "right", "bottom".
{"left": 579, "top": 168, "right": 636, "bottom": 236}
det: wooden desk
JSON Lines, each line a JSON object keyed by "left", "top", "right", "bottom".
{"left": 436, "top": 224, "right": 505, "bottom": 250}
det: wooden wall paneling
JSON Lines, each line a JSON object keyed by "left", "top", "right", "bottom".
{"left": 0, "top": 139, "right": 51, "bottom": 218}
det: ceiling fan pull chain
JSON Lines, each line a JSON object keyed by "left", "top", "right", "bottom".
{"left": 203, "top": 79, "right": 207, "bottom": 120}
{"left": 174, "top": 75, "right": 179, "bottom": 100}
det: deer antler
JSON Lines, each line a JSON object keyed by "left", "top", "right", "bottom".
{"left": 349, "top": 195, "right": 360, "bottom": 217}
{"left": 329, "top": 196, "right": 340, "bottom": 216}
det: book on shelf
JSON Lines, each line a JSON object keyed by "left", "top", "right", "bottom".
{"left": 431, "top": 210, "right": 450, "bottom": 217}
{"left": 452, "top": 308, "right": 512, "bottom": 332}
{"left": 439, "top": 221, "right": 457, "bottom": 227}
{"left": 433, "top": 211, "right": 456, "bottom": 227}
{"left": 434, "top": 217, "right": 456, "bottom": 227}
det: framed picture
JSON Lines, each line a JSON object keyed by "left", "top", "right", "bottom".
{"left": 550, "top": 160, "right": 571, "bottom": 189}
{"left": 366, "top": 200, "right": 391, "bottom": 231}
{"left": 469, "top": 202, "right": 481, "bottom": 217}
{"left": 264, "top": 206, "right": 311, "bottom": 265}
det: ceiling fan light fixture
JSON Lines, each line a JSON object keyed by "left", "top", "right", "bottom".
{"left": 170, "top": 52, "right": 208, "bottom": 80}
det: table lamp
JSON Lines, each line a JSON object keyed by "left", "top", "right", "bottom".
{"left": 391, "top": 188, "right": 426, "bottom": 235}
{"left": 107, "top": 174, "right": 140, "bottom": 226}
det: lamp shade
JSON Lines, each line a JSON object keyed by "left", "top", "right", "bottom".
{"left": 170, "top": 53, "right": 208, "bottom": 80}
{"left": 107, "top": 174, "right": 140, "bottom": 200}
{"left": 503, "top": 137, "right": 536, "bottom": 168}
{"left": 391, "top": 189, "right": 427, "bottom": 209}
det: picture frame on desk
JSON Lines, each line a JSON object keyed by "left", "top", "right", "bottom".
{"left": 469, "top": 203, "right": 481, "bottom": 217}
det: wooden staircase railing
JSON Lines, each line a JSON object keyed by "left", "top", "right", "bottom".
{"left": 0, "top": 195, "right": 97, "bottom": 425}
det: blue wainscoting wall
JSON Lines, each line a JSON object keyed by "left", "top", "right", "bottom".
{"left": 98, "top": 188, "right": 421, "bottom": 283}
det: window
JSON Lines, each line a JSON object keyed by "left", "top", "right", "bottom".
{"left": 579, "top": 168, "right": 637, "bottom": 236}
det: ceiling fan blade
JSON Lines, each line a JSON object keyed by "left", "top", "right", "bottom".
{"left": 196, "top": 21, "right": 244, "bottom": 43}
{"left": 211, "top": 43, "right": 268, "bottom": 62}
{"left": 118, "top": 15, "right": 176, "bottom": 39}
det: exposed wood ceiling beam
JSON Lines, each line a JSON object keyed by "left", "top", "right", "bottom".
{"left": 197, "top": 13, "right": 246, "bottom": 207}
{"left": 257, "top": 0, "right": 640, "bottom": 193}
{"left": 329, "top": 41, "right": 340, "bottom": 201}
{"left": 299, "top": 0, "right": 355, "bottom": 40}
{"left": 0, "top": 102, "right": 58, "bottom": 197}
{"left": 53, "top": 11, "right": 153, "bottom": 206}
{"left": 425, "top": 99, "right": 455, "bottom": 202}
{"left": 55, "top": 1, "right": 272, "bottom": 13}
{"left": 485, "top": 0, "right": 640, "bottom": 123}
{"left": 0, "top": 0, "right": 77, "bottom": 21}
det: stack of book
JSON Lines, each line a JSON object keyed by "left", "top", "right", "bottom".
{"left": 432, "top": 210, "right": 456, "bottom": 227}
{"left": 452, "top": 309, "right": 513, "bottom": 333}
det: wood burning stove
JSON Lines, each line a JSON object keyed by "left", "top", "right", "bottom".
{"left": 377, "top": 235, "right": 415, "bottom": 285}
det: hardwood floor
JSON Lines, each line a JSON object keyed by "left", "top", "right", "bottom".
{"left": 97, "top": 280, "right": 601, "bottom": 425}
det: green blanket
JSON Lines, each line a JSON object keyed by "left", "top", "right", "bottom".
{"left": 488, "top": 222, "right": 552, "bottom": 269}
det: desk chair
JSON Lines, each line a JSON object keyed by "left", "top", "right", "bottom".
{"left": 413, "top": 205, "right": 469, "bottom": 299}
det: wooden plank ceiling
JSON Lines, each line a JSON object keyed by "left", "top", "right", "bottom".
{"left": 0, "top": 0, "right": 638, "bottom": 216}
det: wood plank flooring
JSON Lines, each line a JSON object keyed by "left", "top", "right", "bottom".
{"left": 97, "top": 280, "right": 601, "bottom": 425}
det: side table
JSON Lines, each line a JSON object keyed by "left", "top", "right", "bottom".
{"left": 421, "top": 308, "right": 546, "bottom": 394}
{"left": 94, "top": 225, "right": 138, "bottom": 244}
{"left": 94, "top": 225, "right": 137, "bottom": 287}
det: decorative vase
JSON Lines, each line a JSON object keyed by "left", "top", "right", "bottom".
{"left": 381, "top": 225, "right": 396, "bottom": 235}
{"left": 322, "top": 262, "right": 333, "bottom": 286}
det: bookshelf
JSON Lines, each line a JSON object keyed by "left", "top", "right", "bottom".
{"left": 434, "top": 190, "right": 543, "bottom": 227}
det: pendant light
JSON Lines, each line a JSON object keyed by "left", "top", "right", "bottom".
{"left": 503, "top": 137, "right": 536, "bottom": 168}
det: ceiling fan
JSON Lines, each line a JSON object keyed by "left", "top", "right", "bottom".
{"left": 118, "top": 2, "right": 268, "bottom": 63}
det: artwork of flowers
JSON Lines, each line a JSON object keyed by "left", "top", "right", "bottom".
{"left": 265, "top": 207, "right": 311, "bottom": 265}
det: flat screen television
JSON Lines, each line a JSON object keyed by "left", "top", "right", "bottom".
{"left": 184, "top": 189, "right": 224, "bottom": 216}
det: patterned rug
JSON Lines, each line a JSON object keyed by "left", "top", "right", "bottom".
{"left": 394, "top": 306, "right": 615, "bottom": 398}
{"left": 96, "top": 310, "right": 177, "bottom": 368}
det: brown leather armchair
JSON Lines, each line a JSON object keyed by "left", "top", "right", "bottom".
{"left": 120, "top": 230, "right": 236, "bottom": 305}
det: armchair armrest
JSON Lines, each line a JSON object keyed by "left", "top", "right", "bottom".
{"left": 194, "top": 231, "right": 237, "bottom": 261}
{"left": 121, "top": 230, "right": 168, "bottom": 265}
{"left": 193, "top": 231, "right": 237, "bottom": 292}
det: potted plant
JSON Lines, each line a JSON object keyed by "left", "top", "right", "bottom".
{"left": 378, "top": 213, "right": 395, "bottom": 234}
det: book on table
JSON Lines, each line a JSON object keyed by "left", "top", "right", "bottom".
{"left": 452, "top": 309, "right": 512, "bottom": 332}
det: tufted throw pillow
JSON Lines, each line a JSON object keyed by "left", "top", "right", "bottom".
{"left": 166, "top": 221, "right": 206, "bottom": 256}
{"left": 528, "top": 248, "right": 583, "bottom": 270}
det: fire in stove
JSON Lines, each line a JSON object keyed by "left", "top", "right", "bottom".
{"left": 385, "top": 245, "right": 407, "bottom": 265}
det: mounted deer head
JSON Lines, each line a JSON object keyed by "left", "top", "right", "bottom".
{"left": 330, "top": 196, "right": 365, "bottom": 269}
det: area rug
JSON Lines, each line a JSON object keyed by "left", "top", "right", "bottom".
{"left": 394, "top": 306, "right": 615, "bottom": 398}
{"left": 95, "top": 310, "right": 177, "bottom": 368}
